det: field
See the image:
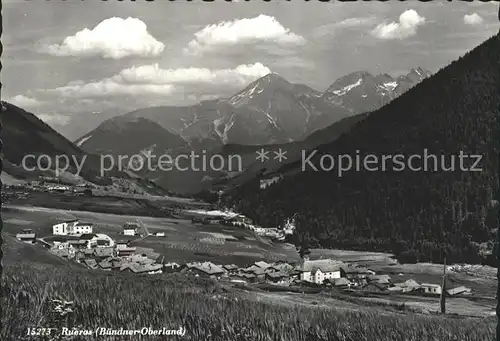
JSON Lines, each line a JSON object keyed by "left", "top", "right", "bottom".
{"left": 3, "top": 203, "right": 497, "bottom": 319}
{"left": 3, "top": 190, "right": 209, "bottom": 219}
{"left": 3, "top": 204, "right": 301, "bottom": 266}
{"left": 2, "top": 234, "right": 496, "bottom": 341}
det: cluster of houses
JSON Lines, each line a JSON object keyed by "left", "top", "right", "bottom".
{"left": 6, "top": 180, "right": 91, "bottom": 195}
{"left": 14, "top": 216, "right": 472, "bottom": 298}
{"left": 14, "top": 218, "right": 166, "bottom": 274}
{"left": 190, "top": 210, "right": 295, "bottom": 241}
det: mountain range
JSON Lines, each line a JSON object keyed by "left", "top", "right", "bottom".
{"left": 77, "top": 68, "right": 430, "bottom": 149}
{"left": 0, "top": 101, "right": 167, "bottom": 196}
{"left": 228, "top": 34, "right": 500, "bottom": 265}
{"left": 74, "top": 68, "right": 430, "bottom": 193}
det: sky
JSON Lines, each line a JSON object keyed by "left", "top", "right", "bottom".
{"left": 2, "top": 0, "right": 499, "bottom": 138}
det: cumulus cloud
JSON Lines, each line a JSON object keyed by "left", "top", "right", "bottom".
{"left": 313, "top": 16, "right": 376, "bottom": 38}
{"left": 7, "top": 94, "right": 45, "bottom": 108}
{"left": 464, "top": 13, "right": 484, "bottom": 25}
{"left": 336, "top": 17, "right": 377, "bottom": 29}
{"left": 47, "top": 62, "right": 271, "bottom": 99}
{"left": 184, "top": 15, "right": 305, "bottom": 55}
{"left": 42, "top": 17, "right": 165, "bottom": 59}
{"left": 371, "top": 10, "right": 426, "bottom": 40}
{"left": 47, "top": 80, "right": 176, "bottom": 99}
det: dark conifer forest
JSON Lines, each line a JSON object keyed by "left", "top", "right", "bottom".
{"left": 228, "top": 34, "right": 500, "bottom": 265}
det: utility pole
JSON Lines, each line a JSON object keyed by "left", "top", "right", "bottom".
{"left": 439, "top": 256, "right": 446, "bottom": 314}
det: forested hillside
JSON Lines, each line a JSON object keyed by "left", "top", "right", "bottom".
{"left": 228, "top": 34, "right": 500, "bottom": 264}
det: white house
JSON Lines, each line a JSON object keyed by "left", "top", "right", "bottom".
{"left": 421, "top": 283, "right": 442, "bottom": 295}
{"left": 93, "top": 234, "right": 115, "bottom": 248}
{"left": 72, "top": 222, "right": 94, "bottom": 235}
{"left": 298, "top": 259, "right": 343, "bottom": 284}
{"left": 116, "top": 241, "right": 130, "bottom": 250}
{"left": 52, "top": 220, "right": 93, "bottom": 235}
{"left": 123, "top": 223, "right": 139, "bottom": 236}
{"left": 52, "top": 220, "right": 79, "bottom": 235}
{"left": 15, "top": 233, "right": 36, "bottom": 244}
{"left": 78, "top": 233, "right": 115, "bottom": 249}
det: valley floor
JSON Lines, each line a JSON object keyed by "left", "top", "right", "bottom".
{"left": 3, "top": 203, "right": 497, "bottom": 320}
{"left": 2, "top": 234, "right": 495, "bottom": 341}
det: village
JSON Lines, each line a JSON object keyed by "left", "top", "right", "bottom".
{"left": 14, "top": 214, "right": 474, "bottom": 300}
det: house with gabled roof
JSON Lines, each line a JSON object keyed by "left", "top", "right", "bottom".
{"left": 243, "top": 265, "right": 266, "bottom": 275}
{"left": 185, "top": 262, "right": 225, "bottom": 279}
{"left": 254, "top": 261, "right": 272, "bottom": 270}
{"left": 391, "top": 279, "right": 421, "bottom": 293}
{"left": 298, "top": 259, "right": 344, "bottom": 284}
{"left": 332, "top": 278, "right": 352, "bottom": 288}
{"left": 223, "top": 264, "right": 239, "bottom": 273}
{"left": 98, "top": 258, "right": 114, "bottom": 270}
{"left": 83, "top": 258, "right": 98, "bottom": 269}
{"left": 265, "top": 271, "right": 289, "bottom": 285}
{"left": 15, "top": 232, "right": 36, "bottom": 244}
{"left": 420, "top": 283, "right": 442, "bottom": 295}
{"left": 123, "top": 222, "right": 139, "bottom": 236}
{"left": 341, "top": 265, "right": 375, "bottom": 279}
{"left": 164, "top": 262, "right": 180, "bottom": 273}
{"left": 363, "top": 282, "right": 388, "bottom": 292}
{"left": 367, "top": 274, "right": 391, "bottom": 284}
{"left": 52, "top": 220, "right": 79, "bottom": 235}
{"left": 446, "top": 286, "right": 471, "bottom": 296}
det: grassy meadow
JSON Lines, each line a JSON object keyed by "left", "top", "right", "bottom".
{"left": 2, "top": 236, "right": 495, "bottom": 341}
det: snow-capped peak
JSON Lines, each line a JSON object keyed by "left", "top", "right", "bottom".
{"left": 76, "top": 135, "right": 92, "bottom": 147}
{"left": 332, "top": 78, "right": 363, "bottom": 96}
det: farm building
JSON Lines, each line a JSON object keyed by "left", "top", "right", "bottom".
{"left": 52, "top": 220, "right": 93, "bottom": 235}
{"left": 341, "top": 265, "right": 376, "bottom": 279}
{"left": 362, "top": 282, "right": 388, "bottom": 292}
{"left": 123, "top": 223, "right": 139, "bottom": 236}
{"left": 72, "top": 222, "right": 94, "bottom": 235}
{"left": 15, "top": 232, "right": 36, "bottom": 244}
{"left": 164, "top": 262, "right": 180, "bottom": 272}
{"left": 94, "top": 247, "right": 115, "bottom": 258}
{"left": 51, "top": 248, "right": 75, "bottom": 259}
{"left": 390, "top": 279, "right": 421, "bottom": 293}
{"left": 332, "top": 278, "right": 352, "bottom": 288}
{"left": 254, "top": 261, "right": 272, "bottom": 270}
{"left": 52, "top": 220, "right": 79, "bottom": 235}
{"left": 446, "top": 286, "right": 472, "bottom": 296}
{"left": 298, "top": 259, "right": 344, "bottom": 284}
{"left": 243, "top": 265, "right": 267, "bottom": 277}
{"left": 235, "top": 215, "right": 253, "bottom": 225}
{"left": 265, "top": 271, "right": 289, "bottom": 285}
{"left": 223, "top": 264, "right": 239, "bottom": 273}
{"left": 117, "top": 247, "right": 136, "bottom": 257}
{"left": 184, "top": 262, "right": 225, "bottom": 279}
{"left": 83, "top": 259, "right": 98, "bottom": 269}
{"left": 202, "top": 217, "right": 222, "bottom": 225}
{"left": 270, "top": 262, "right": 295, "bottom": 273}
{"left": 367, "top": 275, "right": 391, "bottom": 285}
{"left": 420, "top": 283, "right": 442, "bottom": 295}
{"left": 66, "top": 233, "right": 115, "bottom": 249}
{"left": 67, "top": 239, "right": 88, "bottom": 249}
{"left": 116, "top": 240, "right": 130, "bottom": 249}
{"left": 98, "top": 259, "right": 113, "bottom": 270}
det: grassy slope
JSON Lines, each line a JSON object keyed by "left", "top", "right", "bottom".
{"left": 1, "top": 236, "right": 494, "bottom": 341}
